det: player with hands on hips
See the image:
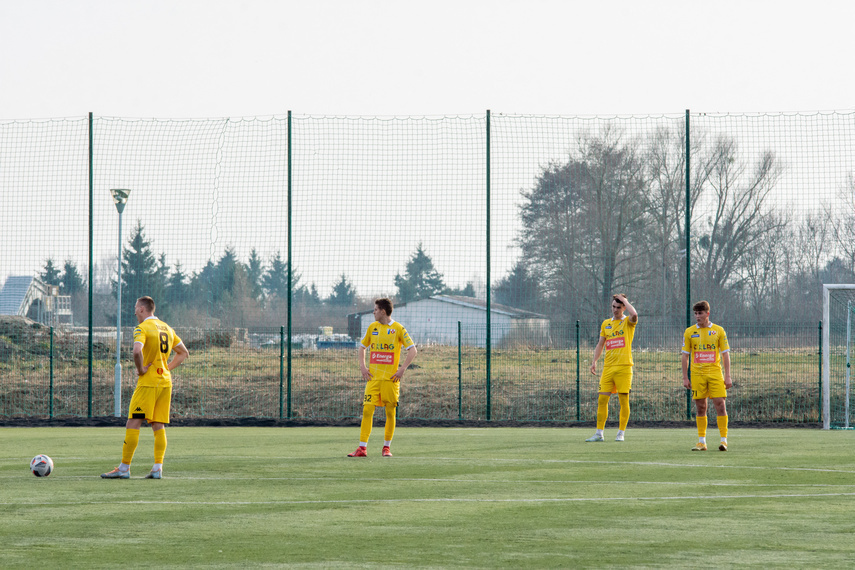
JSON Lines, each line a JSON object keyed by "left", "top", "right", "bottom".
{"left": 348, "top": 298, "right": 417, "bottom": 458}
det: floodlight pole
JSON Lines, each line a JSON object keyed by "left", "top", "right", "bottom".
{"left": 111, "top": 189, "right": 131, "bottom": 417}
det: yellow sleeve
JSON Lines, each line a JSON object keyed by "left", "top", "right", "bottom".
{"left": 400, "top": 325, "right": 414, "bottom": 350}
{"left": 719, "top": 327, "right": 730, "bottom": 352}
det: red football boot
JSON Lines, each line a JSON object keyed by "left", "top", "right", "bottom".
{"left": 347, "top": 446, "right": 368, "bottom": 457}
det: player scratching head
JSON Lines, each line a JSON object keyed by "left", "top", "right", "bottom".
{"left": 611, "top": 293, "right": 638, "bottom": 323}
{"left": 611, "top": 294, "right": 627, "bottom": 319}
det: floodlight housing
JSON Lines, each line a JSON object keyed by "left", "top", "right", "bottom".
{"left": 110, "top": 188, "right": 132, "bottom": 213}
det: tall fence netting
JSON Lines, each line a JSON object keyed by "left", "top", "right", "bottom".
{"left": 1, "top": 111, "right": 853, "bottom": 424}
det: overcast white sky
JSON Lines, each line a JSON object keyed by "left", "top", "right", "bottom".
{"left": 2, "top": 0, "right": 854, "bottom": 302}
{"left": 2, "top": 0, "right": 853, "bottom": 119}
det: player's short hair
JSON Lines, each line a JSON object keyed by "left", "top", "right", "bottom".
{"left": 375, "top": 298, "right": 393, "bottom": 316}
{"left": 612, "top": 294, "right": 627, "bottom": 306}
{"left": 137, "top": 296, "right": 156, "bottom": 313}
{"left": 693, "top": 300, "right": 710, "bottom": 312}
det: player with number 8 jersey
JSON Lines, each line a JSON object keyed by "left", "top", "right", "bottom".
{"left": 133, "top": 315, "right": 182, "bottom": 389}
{"left": 101, "top": 296, "right": 188, "bottom": 479}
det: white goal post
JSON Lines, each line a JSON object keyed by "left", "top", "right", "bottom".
{"left": 822, "top": 284, "right": 855, "bottom": 430}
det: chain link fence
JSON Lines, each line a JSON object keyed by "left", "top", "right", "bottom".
{"left": 1, "top": 111, "right": 853, "bottom": 424}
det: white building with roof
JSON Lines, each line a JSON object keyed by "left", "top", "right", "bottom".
{"left": 348, "top": 295, "right": 550, "bottom": 348}
{"left": 0, "top": 275, "right": 72, "bottom": 326}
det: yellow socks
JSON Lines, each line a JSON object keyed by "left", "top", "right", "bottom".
{"left": 153, "top": 428, "right": 167, "bottom": 464}
{"left": 618, "top": 393, "right": 630, "bottom": 431}
{"left": 121, "top": 428, "right": 140, "bottom": 465}
{"left": 718, "top": 415, "right": 728, "bottom": 439}
{"left": 696, "top": 415, "right": 708, "bottom": 438}
{"left": 384, "top": 405, "right": 397, "bottom": 442}
{"left": 596, "top": 394, "right": 610, "bottom": 430}
{"left": 359, "top": 404, "right": 375, "bottom": 443}
{"left": 356, "top": 404, "right": 396, "bottom": 445}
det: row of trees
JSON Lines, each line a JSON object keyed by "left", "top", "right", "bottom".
{"left": 41, "top": 226, "right": 476, "bottom": 330}
{"left": 514, "top": 125, "right": 855, "bottom": 323}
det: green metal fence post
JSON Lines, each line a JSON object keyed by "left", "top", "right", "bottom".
{"left": 818, "top": 320, "right": 823, "bottom": 423}
{"left": 485, "top": 109, "right": 492, "bottom": 422}
{"left": 458, "top": 321, "right": 462, "bottom": 421}
{"left": 88, "top": 111, "right": 94, "bottom": 418}
{"left": 279, "top": 325, "right": 284, "bottom": 419}
{"left": 50, "top": 326, "right": 54, "bottom": 419}
{"left": 287, "top": 349, "right": 293, "bottom": 420}
{"left": 575, "top": 320, "right": 580, "bottom": 421}
{"left": 287, "top": 110, "right": 293, "bottom": 420}
{"left": 685, "top": 109, "right": 692, "bottom": 421}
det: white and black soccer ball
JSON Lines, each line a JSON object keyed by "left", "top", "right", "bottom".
{"left": 30, "top": 454, "right": 54, "bottom": 477}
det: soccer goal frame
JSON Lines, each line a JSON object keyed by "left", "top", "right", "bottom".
{"left": 822, "top": 284, "right": 855, "bottom": 429}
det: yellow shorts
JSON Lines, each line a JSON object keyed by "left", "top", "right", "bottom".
{"left": 691, "top": 373, "right": 727, "bottom": 400}
{"left": 363, "top": 378, "right": 400, "bottom": 408}
{"left": 599, "top": 366, "right": 632, "bottom": 394}
{"left": 127, "top": 385, "right": 172, "bottom": 424}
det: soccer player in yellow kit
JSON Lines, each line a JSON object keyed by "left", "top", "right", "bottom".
{"left": 586, "top": 294, "right": 638, "bottom": 442}
{"left": 102, "top": 296, "right": 188, "bottom": 479}
{"left": 682, "top": 300, "right": 732, "bottom": 451}
{"left": 348, "top": 298, "right": 417, "bottom": 458}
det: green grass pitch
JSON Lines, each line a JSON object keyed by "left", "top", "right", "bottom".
{"left": 2, "top": 427, "right": 855, "bottom": 568}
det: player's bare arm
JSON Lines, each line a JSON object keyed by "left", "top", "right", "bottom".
{"left": 590, "top": 336, "right": 606, "bottom": 375}
{"left": 681, "top": 352, "right": 691, "bottom": 389}
{"left": 722, "top": 351, "right": 732, "bottom": 388}
{"left": 615, "top": 294, "right": 638, "bottom": 323}
{"left": 358, "top": 345, "right": 372, "bottom": 381}
{"left": 391, "top": 345, "right": 418, "bottom": 382}
{"left": 168, "top": 342, "right": 189, "bottom": 371}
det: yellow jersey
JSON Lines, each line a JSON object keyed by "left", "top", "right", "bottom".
{"left": 599, "top": 316, "right": 637, "bottom": 367}
{"left": 360, "top": 320, "right": 415, "bottom": 380}
{"left": 682, "top": 323, "right": 730, "bottom": 375}
{"left": 133, "top": 316, "right": 183, "bottom": 388}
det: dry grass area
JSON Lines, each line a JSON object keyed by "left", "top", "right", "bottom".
{"left": 0, "top": 334, "right": 827, "bottom": 423}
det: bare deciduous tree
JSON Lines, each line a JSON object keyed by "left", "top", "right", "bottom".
{"left": 793, "top": 212, "right": 832, "bottom": 279}
{"left": 644, "top": 124, "right": 715, "bottom": 320}
{"left": 827, "top": 174, "right": 855, "bottom": 273}
{"left": 693, "top": 137, "right": 787, "bottom": 311}
{"left": 740, "top": 220, "right": 788, "bottom": 319}
{"left": 519, "top": 127, "right": 648, "bottom": 320}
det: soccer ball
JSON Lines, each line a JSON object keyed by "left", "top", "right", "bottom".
{"left": 30, "top": 454, "right": 54, "bottom": 477}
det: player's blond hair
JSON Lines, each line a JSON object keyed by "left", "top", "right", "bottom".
{"left": 137, "top": 296, "right": 155, "bottom": 313}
